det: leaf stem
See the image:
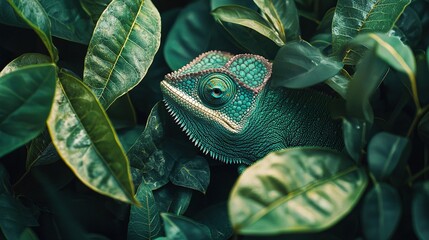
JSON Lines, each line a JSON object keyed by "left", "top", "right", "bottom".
{"left": 407, "top": 105, "right": 429, "bottom": 137}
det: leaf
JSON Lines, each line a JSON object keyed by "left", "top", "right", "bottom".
{"left": 271, "top": 40, "right": 343, "bottom": 88}
{"left": 6, "top": 0, "right": 58, "bottom": 61}
{"left": 211, "top": 0, "right": 257, "bottom": 10}
{"left": 350, "top": 33, "right": 419, "bottom": 108}
{"left": 361, "top": 183, "right": 401, "bottom": 240}
{"left": 0, "top": 63, "right": 56, "bottom": 158}
{"left": 212, "top": 5, "right": 284, "bottom": 46}
{"left": 418, "top": 111, "right": 429, "bottom": 143}
{"left": 324, "top": 69, "right": 351, "bottom": 99}
{"left": 346, "top": 47, "right": 388, "bottom": 123}
{"left": 170, "top": 155, "right": 210, "bottom": 193}
{"left": 229, "top": 147, "right": 367, "bottom": 235}
{"left": 412, "top": 181, "right": 429, "bottom": 240}
{"left": 80, "top": 0, "right": 111, "bottom": 23}
{"left": 0, "top": 194, "right": 38, "bottom": 240}
{"left": 367, "top": 132, "right": 409, "bottom": 180}
{"left": 38, "top": 0, "right": 94, "bottom": 45}
{"left": 163, "top": 0, "right": 236, "bottom": 71}
{"left": 128, "top": 183, "right": 161, "bottom": 240}
{"left": 0, "top": 53, "right": 51, "bottom": 77}
{"left": 19, "top": 228, "right": 39, "bottom": 240}
{"left": 161, "top": 213, "right": 212, "bottom": 240}
{"left": 107, "top": 94, "right": 137, "bottom": 130}
{"left": 342, "top": 118, "right": 368, "bottom": 162}
{"left": 83, "top": 0, "right": 161, "bottom": 108}
{"left": 153, "top": 185, "right": 193, "bottom": 215}
{"left": 254, "top": 0, "right": 300, "bottom": 41}
{"left": 46, "top": 69, "right": 137, "bottom": 204}
{"left": 395, "top": 5, "right": 422, "bottom": 48}
{"left": 194, "top": 202, "right": 233, "bottom": 240}
{"left": 332, "top": 0, "right": 411, "bottom": 62}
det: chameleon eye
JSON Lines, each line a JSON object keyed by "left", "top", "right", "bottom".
{"left": 198, "top": 73, "right": 236, "bottom": 108}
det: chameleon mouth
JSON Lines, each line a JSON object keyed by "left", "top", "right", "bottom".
{"left": 160, "top": 80, "right": 242, "bottom": 133}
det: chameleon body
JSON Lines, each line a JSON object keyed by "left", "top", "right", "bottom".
{"left": 160, "top": 51, "right": 342, "bottom": 164}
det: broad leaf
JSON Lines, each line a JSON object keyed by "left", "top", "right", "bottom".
{"left": 211, "top": 0, "right": 257, "bottom": 10}
{"left": 194, "top": 203, "right": 233, "bottom": 240}
{"left": 254, "top": 0, "right": 300, "bottom": 41}
{"left": 412, "top": 181, "right": 429, "bottom": 240}
{"left": 0, "top": 64, "right": 56, "bottom": 158}
{"left": 164, "top": 0, "right": 236, "bottom": 71}
{"left": 367, "top": 132, "right": 409, "bottom": 180}
{"left": 83, "top": 0, "right": 161, "bottom": 108}
{"left": 128, "top": 183, "right": 161, "bottom": 240}
{"left": 361, "top": 183, "right": 401, "bottom": 240}
{"left": 47, "top": 70, "right": 137, "bottom": 204}
{"left": 161, "top": 213, "right": 212, "bottom": 240}
{"left": 0, "top": 53, "right": 50, "bottom": 77}
{"left": 346, "top": 47, "right": 388, "bottom": 123}
{"left": 6, "top": 0, "right": 58, "bottom": 61}
{"left": 212, "top": 5, "right": 284, "bottom": 46}
{"left": 229, "top": 147, "right": 367, "bottom": 235}
{"left": 325, "top": 69, "right": 351, "bottom": 98}
{"left": 0, "top": 194, "right": 38, "bottom": 240}
{"left": 80, "top": 0, "right": 111, "bottom": 23}
{"left": 107, "top": 94, "right": 137, "bottom": 130}
{"left": 342, "top": 118, "right": 368, "bottom": 162}
{"left": 332, "top": 0, "right": 410, "bottom": 63}
{"left": 153, "top": 185, "right": 193, "bottom": 215}
{"left": 170, "top": 155, "right": 210, "bottom": 193}
{"left": 271, "top": 40, "right": 343, "bottom": 88}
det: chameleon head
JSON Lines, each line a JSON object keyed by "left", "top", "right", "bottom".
{"left": 160, "top": 51, "right": 272, "bottom": 163}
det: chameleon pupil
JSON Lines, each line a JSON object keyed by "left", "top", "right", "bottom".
{"left": 198, "top": 73, "right": 236, "bottom": 108}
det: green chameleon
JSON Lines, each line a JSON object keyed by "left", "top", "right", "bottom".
{"left": 160, "top": 51, "right": 342, "bottom": 165}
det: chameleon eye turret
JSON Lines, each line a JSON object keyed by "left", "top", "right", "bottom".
{"left": 160, "top": 51, "right": 342, "bottom": 164}
{"left": 198, "top": 73, "right": 236, "bottom": 109}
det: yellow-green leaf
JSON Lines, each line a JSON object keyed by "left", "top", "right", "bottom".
{"left": 47, "top": 70, "right": 137, "bottom": 204}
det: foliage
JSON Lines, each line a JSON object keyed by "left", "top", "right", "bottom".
{"left": 0, "top": 0, "right": 429, "bottom": 239}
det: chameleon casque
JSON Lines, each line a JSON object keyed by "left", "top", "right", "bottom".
{"left": 160, "top": 51, "right": 342, "bottom": 165}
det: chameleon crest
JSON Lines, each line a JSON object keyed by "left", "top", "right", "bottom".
{"left": 161, "top": 51, "right": 342, "bottom": 164}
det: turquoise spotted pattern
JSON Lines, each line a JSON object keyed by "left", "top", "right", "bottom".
{"left": 181, "top": 52, "right": 232, "bottom": 74}
{"left": 227, "top": 56, "right": 268, "bottom": 88}
{"left": 220, "top": 87, "right": 255, "bottom": 123}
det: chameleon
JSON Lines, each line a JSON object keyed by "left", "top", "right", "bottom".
{"left": 160, "top": 51, "right": 342, "bottom": 165}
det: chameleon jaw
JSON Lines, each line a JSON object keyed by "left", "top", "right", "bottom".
{"left": 160, "top": 80, "right": 242, "bottom": 134}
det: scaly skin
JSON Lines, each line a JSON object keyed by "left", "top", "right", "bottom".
{"left": 160, "top": 51, "right": 342, "bottom": 164}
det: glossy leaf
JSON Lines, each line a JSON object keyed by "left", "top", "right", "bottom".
{"left": 46, "top": 70, "right": 137, "bottom": 204}
{"left": 0, "top": 194, "right": 38, "bottom": 240}
{"left": 212, "top": 5, "right": 284, "bottom": 46}
{"left": 346, "top": 47, "right": 388, "bottom": 123}
{"left": 361, "top": 183, "right": 401, "bottom": 240}
{"left": 325, "top": 69, "right": 351, "bottom": 99}
{"left": 170, "top": 155, "right": 210, "bottom": 193}
{"left": 164, "top": 0, "right": 236, "bottom": 71}
{"left": 0, "top": 64, "right": 56, "bottom": 158}
{"left": 0, "top": 53, "right": 50, "bottom": 77}
{"left": 153, "top": 185, "right": 193, "bottom": 215}
{"left": 342, "top": 118, "right": 368, "bottom": 162}
{"left": 83, "top": 0, "right": 161, "bottom": 108}
{"left": 128, "top": 183, "right": 161, "bottom": 240}
{"left": 229, "top": 147, "right": 367, "bottom": 235}
{"left": 332, "top": 0, "right": 410, "bottom": 62}
{"left": 6, "top": 0, "right": 58, "bottom": 61}
{"left": 161, "top": 213, "right": 212, "bottom": 240}
{"left": 211, "top": 0, "right": 257, "bottom": 10}
{"left": 80, "top": 0, "right": 111, "bottom": 23}
{"left": 271, "top": 40, "right": 343, "bottom": 88}
{"left": 367, "top": 132, "right": 409, "bottom": 180}
{"left": 254, "top": 0, "right": 300, "bottom": 41}
{"left": 412, "top": 181, "right": 429, "bottom": 239}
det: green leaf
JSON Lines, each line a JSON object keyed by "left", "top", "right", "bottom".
{"left": 412, "top": 181, "right": 429, "bottom": 239}
{"left": 107, "top": 94, "right": 137, "bottom": 130}
{"left": 0, "top": 53, "right": 51, "bottom": 77}
{"left": 0, "top": 194, "right": 38, "bottom": 240}
{"left": 342, "top": 118, "right": 368, "bottom": 162}
{"left": 332, "top": 0, "right": 410, "bottom": 62}
{"left": 80, "top": 0, "right": 111, "bottom": 23}
{"left": 0, "top": 63, "right": 56, "bottom": 158}
{"left": 367, "top": 132, "right": 409, "bottom": 180}
{"left": 324, "top": 69, "right": 351, "bottom": 99}
{"left": 164, "top": 0, "right": 236, "bottom": 71}
{"left": 19, "top": 228, "right": 39, "bottom": 240}
{"left": 211, "top": 0, "right": 257, "bottom": 10}
{"left": 153, "top": 185, "right": 193, "bottom": 215}
{"left": 128, "top": 183, "right": 161, "bottom": 240}
{"left": 271, "top": 40, "right": 343, "bottom": 88}
{"left": 346, "top": 47, "right": 388, "bottom": 123}
{"left": 253, "top": 0, "right": 300, "bottom": 41}
{"left": 161, "top": 213, "right": 212, "bottom": 240}
{"left": 194, "top": 202, "right": 233, "bottom": 240}
{"left": 83, "top": 0, "right": 161, "bottom": 108}
{"left": 229, "top": 147, "right": 367, "bottom": 235}
{"left": 212, "top": 5, "right": 284, "bottom": 46}
{"left": 46, "top": 69, "right": 137, "bottom": 204}
{"left": 0, "top": 164, "right": 10, "bottom": 194}
{"left": 6, "top": 0, "right": 58, "bottom": 61}
{"left": 361, "top": 183, "right": 401, "bottom": 240}
{"left": 170, "top": 155, "right": 210, "bottom": 193}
